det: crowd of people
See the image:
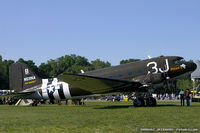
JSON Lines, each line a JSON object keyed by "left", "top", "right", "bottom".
{"left": 156, "top": 93, "right": 179, "bottom": 101}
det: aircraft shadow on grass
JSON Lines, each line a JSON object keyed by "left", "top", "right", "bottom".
{"left": 94, "top": 104, "right": 178, "bottom": 109}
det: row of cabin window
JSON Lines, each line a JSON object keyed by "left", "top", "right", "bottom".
{"left": 108, "top": 71, "right": 143, "bottom": 79}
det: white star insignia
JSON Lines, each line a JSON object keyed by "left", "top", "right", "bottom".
{"left": 48, "top": 85, "right": 55, "bottom": 93}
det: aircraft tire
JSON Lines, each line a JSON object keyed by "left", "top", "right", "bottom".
{"left": 146, "top": 97, "right": 157, "bottom": 107}
{"left": 133, "top": 98, "right": 145, "bottom": 107}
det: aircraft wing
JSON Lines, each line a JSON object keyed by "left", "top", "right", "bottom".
{"left": 58, "top": 74, "right": 143, "bottom": 94}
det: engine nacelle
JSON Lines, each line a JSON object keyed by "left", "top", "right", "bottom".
{"left": 145, "top": 73, "right": 165, "bottom": 84}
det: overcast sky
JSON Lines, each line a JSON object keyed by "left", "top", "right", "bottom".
{"left": 0, "top": 0, "right": 200, "bottom": 66}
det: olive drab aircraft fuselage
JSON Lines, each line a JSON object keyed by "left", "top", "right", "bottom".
{"left": 7, "top": 56, "right": 197, "bottom": 106}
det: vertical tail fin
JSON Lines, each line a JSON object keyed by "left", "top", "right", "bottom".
{"left": 9, "top": 62, "right": 42, "bottom": 92}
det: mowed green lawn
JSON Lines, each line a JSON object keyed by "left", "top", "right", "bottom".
{"left": 0, "top": 101, "right": 199, "bottom": 133}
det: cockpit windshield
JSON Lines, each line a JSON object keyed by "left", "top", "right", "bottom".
{"left": 173, "top": 57, "right": 185, "bottom": 65}
{"left": 179, "top": 58, "right": 185, "bottom": 62}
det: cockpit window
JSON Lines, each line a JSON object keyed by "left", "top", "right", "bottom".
{"left": 173, "top": 60, "right": 178, "bottom": 65}
{"left": 179, "top": 59, "right": 185, "bottom": 62}
{"left": 173, "top": 58, "right": 185, "bottom": 65}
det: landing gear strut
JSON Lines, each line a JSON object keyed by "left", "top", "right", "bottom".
{"left": 133, "top": 92, "right": 145, "bottom": 107}
{"left": 131, "top": 92, "right": 157, "bottom": 107}
{"left": 133, "top": 98, "right": 145, "bottom": 107}
{"left": 146, "top": 97, "right": 157, "bottom": 106}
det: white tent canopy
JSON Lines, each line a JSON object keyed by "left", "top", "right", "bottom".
{"left": 191, "top": 60, "right": 200, "bottom": 79}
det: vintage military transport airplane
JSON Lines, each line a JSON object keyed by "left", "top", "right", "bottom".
{"left": 5, "top": 56, "right": 197, "bottom": 106}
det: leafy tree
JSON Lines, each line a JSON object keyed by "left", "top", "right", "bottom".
{"left": 0, "top": 56, "right": 14, "bottom": 89}
{"left": 75, "top": 56, "right": 90, "bottom": 66}
{"left": 91, "top": 59, "right": 111, "bottom": 70}
{"left": 176, "top": 78, "right": 193, "bottom": 91}
{"left": 38, "top": 54, "right": 93, "bottom": 76}
{"left": 38, "top": 63, "right": 52, "bottom": 78}
{"left": 0, "top": 56, "right": 6, "bottom": 89}
{"left": 3, "top": 59, "right": 14, "bottom": 89}
{"left": 64, "top": 54, "right": 91, "bottom": 74}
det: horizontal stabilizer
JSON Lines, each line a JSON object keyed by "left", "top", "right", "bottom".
{"left": 0, "top": 91, "right": 40, "bottom": 99}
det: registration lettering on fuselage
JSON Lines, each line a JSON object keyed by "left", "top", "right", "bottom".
{"left": 147, "top": 59, "right": 169, "bottom": 74}
{"left": 24, "top": 76, "right": 36, "bottom": 82}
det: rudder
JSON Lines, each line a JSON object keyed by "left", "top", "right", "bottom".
{"left": 9, "top": 62, "right": 42, "bottom": 92}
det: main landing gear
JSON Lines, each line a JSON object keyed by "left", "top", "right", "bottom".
{"left": 146, "top": 97, "right": 156, "bottom": 106}
{"left": 133, "top": 98, "right": 145, "bottom": 107}
{"left": 132, "top": 93, "right": 157, "bottom": 107}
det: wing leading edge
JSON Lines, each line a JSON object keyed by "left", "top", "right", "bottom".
{"left": 58, "top": 74, "right": 143, "bottom": 94}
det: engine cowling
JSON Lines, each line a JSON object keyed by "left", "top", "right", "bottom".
{"left": 145, "top": 73, "right": 166, "bottom": 84}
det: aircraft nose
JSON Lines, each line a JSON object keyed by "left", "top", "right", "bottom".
{"left": 187, "top": 62, "right": 197, "bottom": 71}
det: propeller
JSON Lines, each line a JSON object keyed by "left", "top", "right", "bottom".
{"left": 162, "top": 63, "right": 171, "bottom": 93}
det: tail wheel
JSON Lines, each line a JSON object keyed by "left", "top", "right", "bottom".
{"left": 134, "top": 98, "right": 145, "bottom": 107}
{"left": 146, "top": 97, "right": 157, "bottom": 106}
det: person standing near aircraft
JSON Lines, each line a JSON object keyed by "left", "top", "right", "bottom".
{"left": 179, "top": 89, "right": 185, "bottom": 106}
{"left": 186, "top": 89, "right": 191, "bottom": 106}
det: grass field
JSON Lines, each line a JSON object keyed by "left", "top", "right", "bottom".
{"left": 0, "top": 101, "right": 199, "bottom": 133}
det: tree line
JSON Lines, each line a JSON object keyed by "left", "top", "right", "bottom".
{"left": 0, "top": 54, "right": 192, "bottom": 92}
{"left": 0, "top": 54, "right": 116, "bottom": 89}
